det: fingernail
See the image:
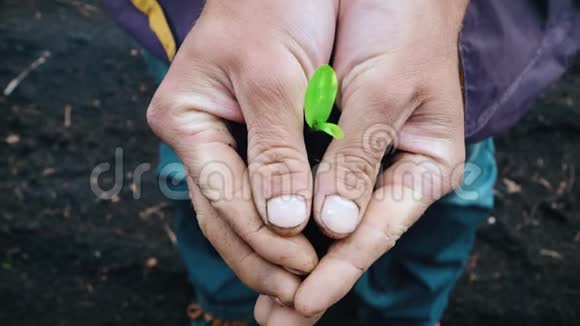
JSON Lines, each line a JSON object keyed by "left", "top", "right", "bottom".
{"left": 267, "top": 195, "right": 307, "bottom": 228}
{"left": 321, "top": 195, "right": 359, "bottom": 234}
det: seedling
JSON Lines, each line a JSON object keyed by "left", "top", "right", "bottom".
{"left": 304, "top": 65, "right": 344, "bottom": 139}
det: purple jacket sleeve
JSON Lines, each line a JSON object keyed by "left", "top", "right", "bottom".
{"left": 103, "top": 0, "right": 580, "bottom": 143}
{"left": 460, "top": 0, "right": 580, "bottom": 142}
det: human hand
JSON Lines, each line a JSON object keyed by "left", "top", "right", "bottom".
{"left": 252, "top": 0, "right": 469, "bottom": 321}
{"left": 296, "top": 0, "right": 469, "bottom": 318}
{"left": 146, "top": 0, "right": 339, "bottom": 304}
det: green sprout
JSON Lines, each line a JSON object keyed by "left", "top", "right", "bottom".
{"left": 304, "top": 64, "right": 344, "bottom": 139}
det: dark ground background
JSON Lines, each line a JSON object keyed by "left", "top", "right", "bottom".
{"left": 1, "top": 1, "right": 579, "bottom": 325}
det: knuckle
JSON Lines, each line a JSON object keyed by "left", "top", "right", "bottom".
{"left": 146, "top": 84, "right": 191, "bottom": 139}
{"left": 193, "top": 210, "right": 212, "bottom": 241}
{"left": 248, "top": 143, "right": 310, "bottom": 196}
{"left": 196, "top": 218, "right": 210, "bottom": 240}
{"left": 146, "top": 90, "right": 170, "bottom": 137}
{"left": 379, "top": 223, "right": 407, "bottom": 251}
{"left": 237, "top": 257, "right": 282, "bottom": 298}
{"left": 345, "top": 146, "right": 382, "bottom": 175}
{"left": 448, "top": 153, "right": 466, "bottom": 191}
{"left": 190, "top": 190, "right": 212, "bottom": 240}
{"left": 234, "top": 254, "right": 264, "bottom": 291}
{"left": 330, "top": 249, "right": 366, "bottom": 273}
{"left": 432, "top": 143, "right": 465, "bottom": 193}
{"left": 386, "top": 155, "right": 449, "bottom": 201}
{"left": 236, "top": 251, "right": 256, "bottom": 275}
{"left": 239, "top": 223, "right": 267, "bottom": 242}
{"left": 146, "top": 87, "right": 234, "bottom": 147}
{"left": 249, "top": 142, "right": 307, "bottom": 169}
{"left": 331, "top": 147, "right": 381, "bottom": 195}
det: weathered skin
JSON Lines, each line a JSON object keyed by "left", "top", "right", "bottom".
{"left": 104, "top": 0, "right": 580, "bottom": 324}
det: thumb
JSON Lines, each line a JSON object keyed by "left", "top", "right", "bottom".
{"left": 146, "top": 36, "right": 318, "bottom": 273}
{"left": 232, "top": 51, "right": 314, "bottom": 235}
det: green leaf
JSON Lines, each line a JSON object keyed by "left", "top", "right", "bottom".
{"left": 316, "top": 122, "right": 344, "bottom": 140}
{"left": 305, "top": 64, "right": 338, "bottom": 129}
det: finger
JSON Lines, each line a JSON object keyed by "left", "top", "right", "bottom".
{"left": 314, "top": 57, "right": 419, "bottom": 238}
{"left": 232, "top": 51, "right": 314, "bottom": 234}
{"left": 299, "top": 0, "right": 468, "bottom": 314}
{"left": 240, "top": 71, "right": 311, "bottom": 233}
{"left": 312, "top": 0, "right": 429, "bottom": 238}
{"left": 147, "top": 56, "right": 318, "bottom": 273}
{"left": 255, "top": 295, "right": 320, "bottom": 326}
{"left": 254, "top": 295, "right": 274, "bottom": 325}
{"left": 265, "top": 299, "right": 323, "bottom": 326}
{"left": 297, "top": 151, "right": 462, "bottom": 317}
{"left": 189, "top": 181, "right": 302, "bottom": 305}
{"left": 184, "top": 113, "right": 316, "bottom": 272}
{"left": 215, "top": 0, "right": 339, "bottom": 235}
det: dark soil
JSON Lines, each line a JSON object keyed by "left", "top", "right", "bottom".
{"left": 1, "top": 1, "right": 579, "bottom": 325}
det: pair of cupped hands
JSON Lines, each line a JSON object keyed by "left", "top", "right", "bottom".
{"left": 147, "top": 0, "right": 469, "bottom": 324}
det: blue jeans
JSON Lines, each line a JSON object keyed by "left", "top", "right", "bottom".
{"left": 146, "top": 54, "right": 497, "bottom": 325}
